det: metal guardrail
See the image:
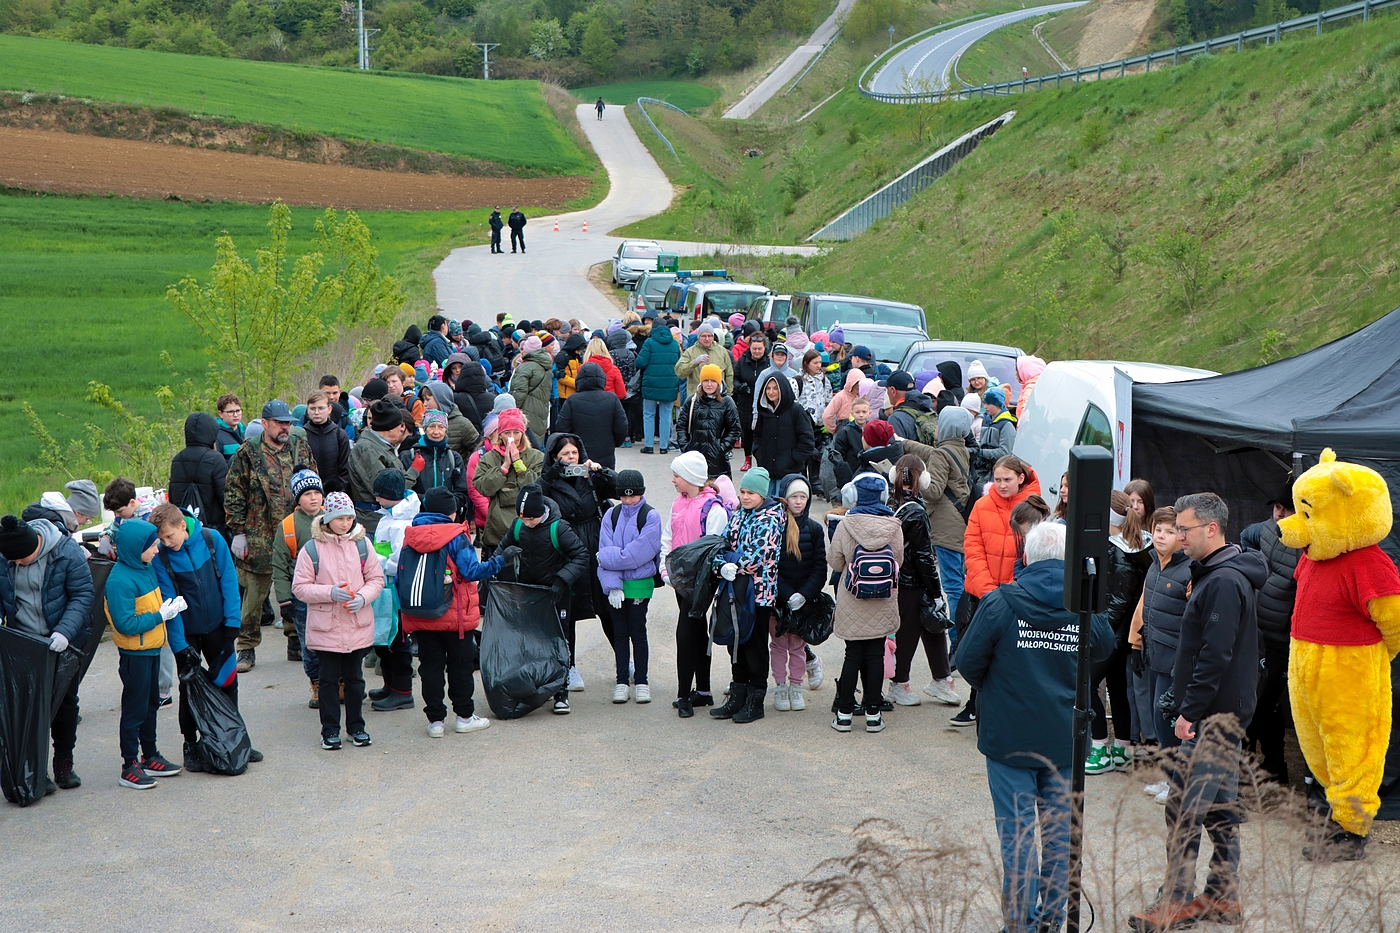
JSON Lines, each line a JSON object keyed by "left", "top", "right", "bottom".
{"left": 861, "top": 0, "right": 1400, "bottom": 103}
{"left": 783, "top": 28, "right": 843, "bottom": 97}
{"left": 807, "top": 111, "right": 1015, "bottom": 241}
{"left": 635, "top": 96, "right": 689, "bottom": 159}
{"left": 858, "top": 9, "right": 1024, "bottom": 98}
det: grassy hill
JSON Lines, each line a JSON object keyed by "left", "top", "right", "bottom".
{"left": 0, "top": 35, "right": 590, "bottom": 174}
{"left": 574, "top": 81, "right": 719, "bottom": 112}
{"left": 624, "top": 11, "right": 1400, "bottom": 374}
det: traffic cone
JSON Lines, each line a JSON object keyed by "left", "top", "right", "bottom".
{"left": 553, "top": 218, "right": 559, "bottom": 232}
{"left": 582, "top": 219, "right": 588, "bottom": 233}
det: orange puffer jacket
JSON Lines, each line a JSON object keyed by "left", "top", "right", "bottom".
{"left": 963, "top": 466, "right": 1043, "bottom": 598}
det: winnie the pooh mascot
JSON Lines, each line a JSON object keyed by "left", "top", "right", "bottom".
{"left": 1280, "top": 448, "right": 1400, "bottom": 860}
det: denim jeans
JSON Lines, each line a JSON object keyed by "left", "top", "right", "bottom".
{"left": 1162, "top": 718, "right": 1242, "bottom": 903}
{"left": 935, "top": 547, "right": 965, "bottom": 653}
{"left": 642, "top": 399, "right": 673, "bottom": 450}
{"left": 289, "top": 599, "right": 320, "bottom": 681}
{"left": 986, "top": 759, "right": 1072, "bottom": 933}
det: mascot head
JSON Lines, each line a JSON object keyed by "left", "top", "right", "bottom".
{"left": 1278, "top": 448, "right": 1392, "bottom": 561}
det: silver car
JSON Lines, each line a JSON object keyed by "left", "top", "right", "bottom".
{"left": 611, "top": 239, "right": 662, "bottom": 287}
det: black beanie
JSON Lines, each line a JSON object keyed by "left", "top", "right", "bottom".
{"left": 516, "top": 484, "right": 546, "bottom": 519}
{"left": 615, "top": 470, "right": 645, "bottom": 497}
{"left": 0, "top": 515, "right": 40, "bottom": 561}
{"left": 423, "top": 487, "right": 457, "bottom": 517}
{"left": 369, "top": 399, "right": 403, "bottom": 432}
{"left": 362, "top": 378, "right": 389, "bottom": 402}
{"left": 373, "top": 468, "right": 406, "bottom": 502}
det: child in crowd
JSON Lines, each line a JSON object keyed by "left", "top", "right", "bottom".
{"left": 597, "top": 470, "right": 663, "bottom": 705}
{"left": 888, "top": 456, "right": 950, "bottom": 709}
{"left": 100, "top": 477, "right": 177, "bottom": 706}
{"left": 367, "top": 468, "right": 419, "bottom": 711}
{"left": 106, "top": 519, "right": 185, "bottom": 789}
{"left": 772, "top": 475, "right": 826, "bottom": 712}
{"left": 272, "top": 469, "right": 325, "bottom": 709}
{"left": 292, "top": 492, "right": 385, "bottom": 751}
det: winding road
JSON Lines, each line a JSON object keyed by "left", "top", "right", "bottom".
{"left": 869, "top": 2, "right": 1087, "bottom": 95}
{"left": 723, "top": 0, "right": 858, "bottom": 119}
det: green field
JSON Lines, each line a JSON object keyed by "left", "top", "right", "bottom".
{"left": 0, "top": 35, "right": 590, "bottom": 174}
{"left": 573, "top": 81, "right": 720, "bottom": 112}
{"left": 953, "top": 16, "right": 1065, "bottom": 86}
{"left": 0, "top": 191, "right": 508, "bottom": 513}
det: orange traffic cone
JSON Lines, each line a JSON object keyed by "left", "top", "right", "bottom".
{"left": 582, "top": 219, "right": 588, "bottom": 233}
{"left": 553, "top": 218, "right": 559, "bottom": 232}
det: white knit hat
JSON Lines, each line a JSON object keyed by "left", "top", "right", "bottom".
{"left": 671, "top": 451, "right": 709, "bottom": 487}
{"left": 961, "top": 392, "right": 982, "bottom": 413}
{"left": 967, "top": 359, "right": 989, "bottom": 380}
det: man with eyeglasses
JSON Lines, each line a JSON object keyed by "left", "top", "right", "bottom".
{"left": 1129, "top": 492, "right": 1266, "bottom": 932}
{"left": 214, "top": 394, "right": 245, "bottom": 462}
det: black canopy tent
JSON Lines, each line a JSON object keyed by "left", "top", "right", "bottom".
{"left": 1130, "top": 307, "right": 1400, "bottom": 815}
{"left": 1130, "top": 307, "right": 1400, "bottom": 561}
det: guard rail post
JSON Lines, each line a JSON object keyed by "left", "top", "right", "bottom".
{"left": 1317, "top": 10, "right": 1324, "bottom": 33}
{"left": 1145, "top": 55, "right": 1151, "bottom": 72}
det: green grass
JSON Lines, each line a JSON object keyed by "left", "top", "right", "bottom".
{"left": 0, "top": 191, "right": 524, "bottom": 513}
{"left": 621, "top": 11, "right": 1400, "bottom": 376}
{"left": 0, "top": 35, "right": 590, "bottom": 175}
{"left": 574, "top": 81, "right": 719, "bottom": 112}
{"left": 953, "top": 16, "right": 1065, "bottom": 85}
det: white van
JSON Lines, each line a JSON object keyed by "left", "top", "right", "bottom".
{"left": 1014, "top": 361, "right": 1216, "bottom": 497}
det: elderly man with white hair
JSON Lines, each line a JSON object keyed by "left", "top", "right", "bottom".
{"left": 955, "top": 522, "right": 1114, "bottom": 933}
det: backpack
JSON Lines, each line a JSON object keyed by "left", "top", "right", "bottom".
{"left": 174, "top": 482, "right": 207, "bottom": 524}
{"left": 699, "top": 495, "right": 732, "bottom": 532}
{"left": 844, "top": 543, "right": 899, "bottom": 600}
{"left": 302, "top": 536, "right": 370, "bottom": 578}
{"left": 938, "top": 446, "right": 975, "bottom": 523}
{"left": 911, "top": 408, "right": 940, "bottom": 446}
{"left": 397, "top": 539, "right": 452, "bottom": 619}
{"left": 607, "top": 502, "right": 663, "bottom": 586}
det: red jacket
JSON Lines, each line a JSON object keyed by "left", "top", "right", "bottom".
{"left": 397, "top": 521, "right": 481, "bottom": 637}
{"left": 589, "top": 354, "right": 627, "bottom": 399}
{"left": 963, "top": 466, "right": 1043, "bottom": 598}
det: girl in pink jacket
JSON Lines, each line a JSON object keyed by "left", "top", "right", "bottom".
{"left": 292, "top": 492, "right": 385, "bottom": 751}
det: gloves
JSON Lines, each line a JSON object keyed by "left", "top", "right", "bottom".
{"left": 96, "top": 535, "right": 114, "bottom": 558}
{"left": 608, "top": 589, "right": 624, "bottom": 610}
{"left": 512, "top": 459, "right": 528, "bottom": 474}
{"left": 550, "top": 579, "right": 570, "bottom": 604}
{"left": 158, "top": 598, "right": 181, "bottom": 622}
{"left": 330, "top": 585, "right": 353, "bottom": 603}
{"left": 501, "top": 545, "right": 523, "bottom": 562}
{"left": 345, "top": 594, "right": 366, "bottom": 612}
{"left": 720, "top": 562, "right": 738, "bottom": 581}
{"left": 1129, "top": 648, "right": 1145, "bottom": 676}
{"left": 411, "top": 453, "right": 426, "bottom": 474}
{"left": 175, "top": 646, "right": 202, "bottom": 676}
{"left": 932, "top": 596, "right": 948, "bottom": 617}
{"left": 787, "top": 593, "right": 806, "bottom": 611}
{"left": 231, "top": 534, "right": 248, "bottom": 559}
{"left": 47, "top": 631, "right": 69, "bottom": 653}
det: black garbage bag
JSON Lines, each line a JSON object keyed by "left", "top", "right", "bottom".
{"left": 479, "top": 582, "right": 570, "bottom": 720}
{"left": 0, "top": 626, "right": 55, "bottom": 807}
{"left": 666, "top": 534, "right": 725, "bottom": 623}
{"left": 776, "top": 591, "right": 835, "bottom": 645}
{"left": 180, "top": 664, "right": 251, "bottom": 776}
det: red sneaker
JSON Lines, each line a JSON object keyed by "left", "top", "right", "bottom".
{"left": 1127, "top": 898, "right": 1203, "bottom": 931}
{"left": 742, "top": 456, "right": 752, "bottom": 471}
{"left": 1190, "top": 895, "right": 1241, "bottom": 925}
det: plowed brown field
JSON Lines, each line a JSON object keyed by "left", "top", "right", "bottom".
{"left": 0, "top": 126, "right": 589, "bottom": 209}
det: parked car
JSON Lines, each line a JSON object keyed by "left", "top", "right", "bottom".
{"left": 1014, "top": 360, "right": 1216, "bottom": 497}
{"left": 679, "top": 281, "right": 773, "bottom": 327}
{"left": 611, "top": 239, "right": 662, "bottom": 287}
{"left": 789, "top": 292, "right": 929, "bottom": 337}
{"left": 899, "top": 340, "right": 1026, "bottom": 399}
{"left": 744, "top": 294, "right": 793, "bottom": 327}
{"left": 661, "top": 270, "right": 733, "bottom": 318}
{"left": 628, "top": 271, "right": 676, "bottom": 316}
{"left": 832, "top": 323, "right": 928, "bottom": 368}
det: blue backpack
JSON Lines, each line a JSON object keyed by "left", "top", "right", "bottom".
{"left": 844, "top": 543, "right": 898, "bottom": 600}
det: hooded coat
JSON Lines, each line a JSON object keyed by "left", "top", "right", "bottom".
{"left": 775, "top": 474, "right": 826, "bottom": 605}
{"left": 492, "top": 496, "right": 590, "bottom": 605}
{"left": 509, "top": 348, "right": 555, "bottom": 436}
{"left": 673, "top": 388, "right": 742, "bottom": 478}
{"left": 473, "top": 442, "right": 545, "bottom": 549}
{"left": 963, "top": 465, "right": 1043, "bottom": 598}
{"left": 754, "top": 374, "right": 815, "bottom": 481}
{"left": 935, "top": 361, "right": 966, "bottom": 405}
{"left": 393, "top": 324, "right": 423, "bottom": 365}
{"left": 1106, "top": 532, "right": 1154, "bottom": 648}
{"left": 1173, "top": 544, "right": 1266, "bottom": 727}
{"left": 1256, "top": 518, "right": 1302, "bottom": 654}
{"left": 675, "top": 337, "right": 734, "bottom": 396}
{"left": 955, "top": 559, "right": 1114, "bottom": 769}
{"left": 553, "top": 363, "right": 628, "bottom": 471}
{"left": 585, "top": 351, "right": 627, "bottom": 399}
{"left": 0, "top": 518, "right": 94, "bottom": 645}
{"left": 597, "top": 497, "right": 665, "bottom": 593}
{"left": 401, "top": 435, "right": 470, "bottom": 521}
{"left": 425, "top": 381, "right": 481, "bottom": 463}
{"left": 169, "top": 411, "right": 229, "bottom": 531}
{"left": 828, "top": 511, "right": 904, "bottom": 640}
{"left": 734, "top": 345, "right": 770, "bottom": 424}
{"left": 635, "top": 324, "right": 681, "bottom": 402}
{"left": 153, "top": 514, "right": 240, "bottom": 652}
{"left": 539, "top": 433, "right": 617, "bottom": 621}
{"left": 291, "top": 516, "right": 385, "bottom": 655}
{"left": 554, "top": 333, "right": 589, "bottom": 401}
{"left": 420, "top": 327, "right": 452, "bottom": 367}
{"left": 902, "top": 434, "right": 971, "bottom": 552}
{"left": 105, "top": 519, "right": 166, "bottom": 656}
{"left": 605, "top": 330, "right": 637, "bottom": 387}
{"left": 445, "top": 353, "right": 490, "bottom": 431}
{"left": 469, "top": 330, "right": 507, "bottom": 379}
{"left": 1015, "top": 356, "right": 1046, "bottom": 422}
{"left": 302, "top": 414, "right": 351, "bottom": 495}
{"left": 398, "top": 512, "right": 504, "bottom": 637}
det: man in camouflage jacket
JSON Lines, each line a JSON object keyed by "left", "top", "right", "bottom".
{"left": 224, "top": 401, "right": 316, "bottom": 671}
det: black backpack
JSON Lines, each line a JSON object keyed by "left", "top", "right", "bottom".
{"left": 607, "top": 503, "right": 664, "bottom": 586}
{"left": 174, "top": 482, "right": 207, "bottom": 524}
{"left": 397, "top": 540, "right": 453, "bottom": 619}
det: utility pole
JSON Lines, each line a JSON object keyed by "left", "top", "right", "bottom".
{"left": 355, "top": 0, "right": 379, "bottom": 70}
{"left": 473, "top": 42, "right": 499, "bottom": 80}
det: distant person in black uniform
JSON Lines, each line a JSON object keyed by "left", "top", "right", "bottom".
{"left": 595, "top": 97, "right": 605, "bottom": 120}
{"left": 488, "top": 207, "right": 504, "bottom": 255}
{"left": 508, "top": 207, "right": 527, "bottom": 254}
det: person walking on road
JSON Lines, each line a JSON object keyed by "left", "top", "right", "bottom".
{"left": 595, "top": 97, "right": 606, "bottom": 120}
{"left": 508, "top": 207, "right": 527, "bottom": 254}
{"left": 488, "top": 208, "right": 504, "bottom": 255}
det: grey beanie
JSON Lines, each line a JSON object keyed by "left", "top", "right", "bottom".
{"left": 492, "top": 393, "right": 518, "bottom": 413}
{"left": 64, "top": 479, "right": 102, "bottom": 518}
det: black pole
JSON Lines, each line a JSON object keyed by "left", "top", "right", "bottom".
{"left": 1066, "top": 559, "right": 1097, "bottom": 933}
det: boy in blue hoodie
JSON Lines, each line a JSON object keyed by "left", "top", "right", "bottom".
{"left": 105, "top": 519, "right": 186, "bottom": 789}
{"left": 148, "top": 502, "right": 261, "bottom": 773}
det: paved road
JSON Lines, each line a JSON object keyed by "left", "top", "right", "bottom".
{"left": 723, "top": 0, "right": 858, "bottom": 119}
{"left": 869, "top": 2, "right": 1087, "bottom": 95}
{"left": 434, "top": 105, "right": 817, "bottom": 331}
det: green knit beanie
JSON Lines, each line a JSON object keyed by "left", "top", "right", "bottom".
{"left": 739, "top": 466, "right": 771, "bottom": 497}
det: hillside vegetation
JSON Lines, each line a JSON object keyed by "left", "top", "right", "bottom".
{"left": 630, "top": 11, "right": 1400, "bottom": 374}
{"left": 0, "top": 35, "right": 590, "bottom": 173}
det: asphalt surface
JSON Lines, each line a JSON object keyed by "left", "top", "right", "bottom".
{"left": 869, "top": 2, "right": 1088, "bottom": 95}
{"left": 723, "top": 0, "right": 858, "bottom": 119}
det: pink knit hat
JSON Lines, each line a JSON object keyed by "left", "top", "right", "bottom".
{"left": 728, "top": 312, "right": 745, "bottom": 328}
{"left": 521, "top": 335, "right": 542, "bottom": 353}
{"left": 496, "top": 407, "right": 526, "bottom": 435}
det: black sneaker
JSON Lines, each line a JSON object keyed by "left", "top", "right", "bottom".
{"left": 53, "top": 759, "right": 81, "bottom": 790}
{"left": 368, "top": 685, "right": 392, "bottom": 701}
{"left": 676, "top": 696, "right": 694, "bottom": 718}
{"left": 950, "top": 704, "right": 977, "bottom": 727}
{"left": 120, "top": 762, "right": 157, "bottom": 789}
{"left": 350, "top": 731, "right": 372, "bottom": 747}
{"left": 640, "top": 447, "right": 654, "bottom": 455}
{"left": 552, "top": 695, "right": 571, "bottom": 714}
{"left": 371, "top": 691, "right": 414, "bottom": 711}
{"left": 321, "top": 735, "right": 343, "bottom": 751}
{"left": 45, "top": 777, "right": 57, "bottom": 796}
{"left": 157, "top": 694, "right": 173, "bottom": 709}
{"left": 248, "top": 748, "right": 264, "bottom": 763}
{"left": 141, "top": 753, "right": 182, "bottom": 777}
{"left": 182, "top": 741, "right": 208, "bottom": 773}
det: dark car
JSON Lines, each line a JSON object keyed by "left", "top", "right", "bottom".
{"left": 790, "top": 292, "right": 929, "bottom": 336}
{"left": 628, "top": 271, "right": 676, "bottom": 316}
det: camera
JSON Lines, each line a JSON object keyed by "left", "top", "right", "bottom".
{"left": 561, "top": 463, "right": 590, "bottom": 478}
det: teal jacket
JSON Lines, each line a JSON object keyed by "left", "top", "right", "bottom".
{"left": 635, "top": 325, "right": 681, "bottom": 402}
{"left": 106, "top": 519, "right": 167, "bottom": 656}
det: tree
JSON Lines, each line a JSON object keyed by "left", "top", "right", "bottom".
{"left": 581, "top": 17, "right": 617, "bottom": 78}
{"left": 528, "top": 18, "right": 567, "bottom": 59}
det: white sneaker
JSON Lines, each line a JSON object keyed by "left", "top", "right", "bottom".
{"left": 455, "top": 714, "right": 490, "bottom": 733}
{"left": 789, "top": 685, "right": 806, "bottom": 710}
{"left": 806, "top": 655, "right": 824, "bottom": 690}
{"left": 634, "top": 684, "right": 651, "bottom": 703}
{"left": 889, "top": 681, "right": 922, "bottom": 706}
{"left": 923, "top": 678, "right": 960, "bottom": 705}
{"left": 1155, "top": 787, "right": 1171, "bottom": 805}
{"left": 427, "top": 721, "right": 445, "bottom": 738}
{"left": 568, "top": 667, "right": 585, "bottom": 692}
{"left": 612, "top": 683, "right": 630, "bottom": 703}
{"left": 774, "top": 683, "right": 791, "bottom": 711}
{"left": 1144, "top": 781, "right": 1169, "bottom": 796}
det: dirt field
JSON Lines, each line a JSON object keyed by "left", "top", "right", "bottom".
{"left": 1075, "top": 0, "right": 1158, "bottom": 66}
{"left": 0, "top": 126, "right": 589, "bottom": 210}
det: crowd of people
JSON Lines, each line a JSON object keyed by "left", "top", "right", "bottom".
{"left": 0, "top": 305, "right": 1350, "bottom": 933}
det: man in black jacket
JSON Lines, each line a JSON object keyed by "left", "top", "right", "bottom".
{"left": 1246, "top": 485, "right": 1300, "bottom": 783}
{"left": 507, "top": 207, "right": 527, "bottom": 254}
{"left": 488, "top": 207, "right": 504, "bottom": 254}
{"left": 1130, "top": 492, "right": 1266, "bottom": 932}
{"left": 301, "top": 392, "right": 351, "bottom": 494}
{"left": 169, "top": 412, "right": 229, "bottom": 534}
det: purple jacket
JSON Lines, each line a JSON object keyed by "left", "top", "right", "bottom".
{"left": 597, "top": 500, "right": 663, "bottom": 591}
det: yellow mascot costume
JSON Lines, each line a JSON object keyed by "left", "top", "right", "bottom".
{"left": 1280, "top": 448, "right": 1400, "bottom": 860}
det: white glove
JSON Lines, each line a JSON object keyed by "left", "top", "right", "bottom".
{"left": 158, "top": 598, "right": 181, "bottom": 622}
{"left": 720, "top": 562, "right": 737, "bottom": 581}
{"left": 170, "top": 596, "right": 188, "bottom": 615}
{"left": 345, "top": 594, "right": 366, "bottom": 612}
{"left": 787, "top": 593, "right": 806, "bottom": 611}
{"left": 932, "top": 596, "right": 948, "bottom": 617}
{"left": 231, "top": 534, "right": 248, "bottom": 559}
{"left": 47, "top": 631, "right": 69, "bottom": 653}
{"left": 96, "top": 535, "right": 114, "bottom": 558}
{"left": 608, "top": 589, "right": 624, "bottom": 610}
{"left": 330, "top": 585, "right": 353, "bottom": 603}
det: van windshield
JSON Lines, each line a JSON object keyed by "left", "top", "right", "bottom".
{"left": 815, "top": 299, "right": 923, "bottom": 331}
